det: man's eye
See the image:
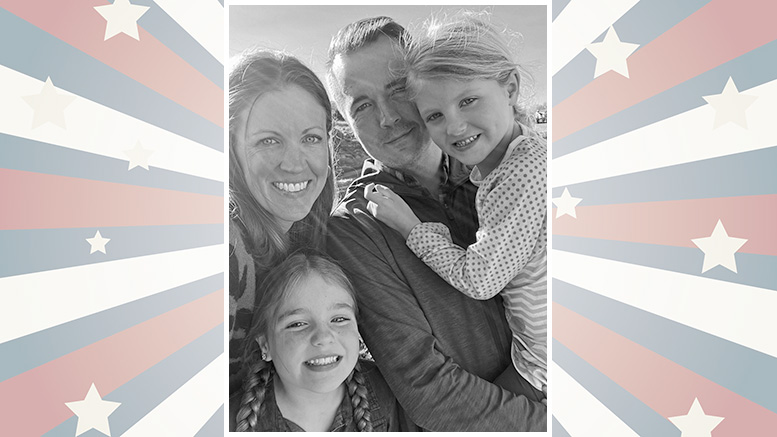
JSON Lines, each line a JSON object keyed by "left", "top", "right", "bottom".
{"left": 354, "top": 102, "right": 371, "bottom": 114}
{"left": 303, "top": 135, "right": 322, "bottom": 144}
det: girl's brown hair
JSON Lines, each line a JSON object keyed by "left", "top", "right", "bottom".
{"left": 234, "top": 250, "right": 373, "bottom": 431}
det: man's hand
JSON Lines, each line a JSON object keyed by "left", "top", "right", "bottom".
{"left": 364, "top": 183, "right": 421, "bottom": 239}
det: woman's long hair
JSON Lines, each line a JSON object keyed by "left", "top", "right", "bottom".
{"left": 234, "top": 251, "right": 373, "bottom": 431}
{"left": 229, "top": 49, "right": 337, "bottom": 269}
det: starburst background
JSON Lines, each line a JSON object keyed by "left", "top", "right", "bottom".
{"left": 0, "top": 1, "right": 775, "bottom": 436}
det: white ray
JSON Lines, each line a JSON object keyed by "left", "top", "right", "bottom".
{"left": 0, "top": 65, "right": 223, "bottom": 182}
{"left": 553, "top": 249, "right": 777, "bottom": 359}
{"left": 552, "top": 362, "right": 640, "bottom": 436}
{"left": 552, "top": 0, "right": 640, "bottom": 75}
{"left": 0, "top": 245, "right": 224, "bottom": 344}
{"left": 553, "top": 76, "right": 776, "bottom": 188}
{"left": 121, "top": 354, "right": 223, "bottom": 437}
{"left": 153, "top": 0, "right": 224, "bottom": 63}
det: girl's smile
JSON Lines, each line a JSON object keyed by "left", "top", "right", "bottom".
{"left": 413, "top": 76, "right": 519, "bottom": 177}
{"left": 260, "top": 272, "right": 360, "bottom": 395}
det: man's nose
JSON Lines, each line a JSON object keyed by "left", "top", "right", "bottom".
{"left": 378, "top": 101, "right": 401, "bottom": 128}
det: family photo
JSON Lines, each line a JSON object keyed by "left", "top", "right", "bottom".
{"left": 227, "top": 5, "right": 548, "bottom": 432}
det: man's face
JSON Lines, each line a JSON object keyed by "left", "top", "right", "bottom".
{"left": 330, "top": 35, "right": 432, "bottom": 170}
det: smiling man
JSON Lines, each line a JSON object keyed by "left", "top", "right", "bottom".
{"left": 325, "top": 17, "right": 546, "bottom": 431}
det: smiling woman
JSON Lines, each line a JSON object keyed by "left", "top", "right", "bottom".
{"left": 233, "top": 84, "right": 330, "bottom": 233}
{"left": 227, "top": 49, "right": 337, "bottom": 410}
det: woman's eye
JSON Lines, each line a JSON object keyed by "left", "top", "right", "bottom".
{"left": 303, "top": 135, "right": 323, "bottom": 144}
{"left": 259, "top": 137, "right": 279, "bottom": 145}
{"left": 461, "top": 97, "right": 477, "bottom": 107}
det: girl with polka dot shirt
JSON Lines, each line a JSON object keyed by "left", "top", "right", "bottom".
{"left": 364, "top": 10, "right": 547, "bottom": 402}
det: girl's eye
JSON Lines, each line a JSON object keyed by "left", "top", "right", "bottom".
{"left": 426, "top": 112, "right": 442, "bottom": 123}
{"left": 303, "top": 135, "right": 322, "bottom": 144}
{"left": 460, "top": 97, "right": 477, "bottom": 107}
{"left": 259, "top": 137, "right": 279, "bottom": 146}
{"left": 332, "top": 316, "right": 351, "bottom": 324}
{"left": 286, "top": 321, "right": 307, "bottom": 329}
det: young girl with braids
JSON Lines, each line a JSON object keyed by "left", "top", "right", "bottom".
{"left": 365, "top": 10, "right": 547, "bottom": 404}
{"left": 231, "top": 250, "right": 414, "bottom": 432}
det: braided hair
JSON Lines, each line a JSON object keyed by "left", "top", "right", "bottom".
{"left": 235, "top": 360, "right": 374, "bottom": 431}
{"left": 235, "top": 361, "right": 273, "bottom": 432}
{"left": 234, "top": 250, "right": 374, "bottom": 431}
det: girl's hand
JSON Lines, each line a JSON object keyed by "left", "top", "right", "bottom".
{"left": 364, "top": 183, "right": 421, "bottom": 239}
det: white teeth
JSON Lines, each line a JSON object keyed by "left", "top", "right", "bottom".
{"left": 306, "top": 356, "right": 339, "bottom": 366}
{"left": 274, "top": 181, "right": 309, "bottom": 192}
{"left": 454, "top": 135, "right": 479, "bottom": 147}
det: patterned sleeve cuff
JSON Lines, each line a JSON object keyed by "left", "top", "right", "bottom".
{"left": 406, "top": 222, "right": 451, "bottom": 256}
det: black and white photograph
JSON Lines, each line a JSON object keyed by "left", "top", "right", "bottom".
{"left": 227, "top": 4, "right": 548, "bottom": 432}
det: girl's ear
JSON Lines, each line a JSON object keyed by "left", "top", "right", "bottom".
{"left": 256, "top": 335, "right": 271, "bottom": 361}
{"left": 506, "top": 71, "right": 520, "bottom": 105}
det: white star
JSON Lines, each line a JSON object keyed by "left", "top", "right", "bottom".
{"left": 86, "top": 231, "right": 111, "bottom": 255}
{"left": 65, "top": 383, "right": 121, "bottom": 436}
{"left": 691, "top": 220, "right": 747, "bottom": 273}
{"left": 94, "top": 0, "right": 150, "bottom": 41}
{"left": 668, "top": 398, "right": 724, "bottom": 437}
{"left": 552, "top": 187, "right": 583, "bottom": 219}
{"left": 586, "top": 26, "right": 640, "bottom": 78}
{"left": 21, "top": 77, "right": 76, "bottom": 129}
{"left": 702, "top": 77, "right": 758, "bottom": 129}
{"left": 124, "top": 141, "right": 154, "bottom": 170}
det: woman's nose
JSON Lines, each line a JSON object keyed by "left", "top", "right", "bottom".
{"left": 278, "top": 142, "right": 306, "bottom": 173}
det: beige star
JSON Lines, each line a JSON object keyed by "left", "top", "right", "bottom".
{"left": 22, "top": 77, "right": 76, "bottom": 129}
{"left": 668, "top": 398, "right": 724, "bottom": 437}
{"left": 586, "top": 26, "right": 640, "bottom": 78}
{"left": 65, "top": 383, "right": 121, "bottom": 436}
{"left": 94, "top": 0, "right": 150, "bottom": 41}
{"left": 702, "top": 77, "right": 758, "bottom": 129}
{"left": 691, "top": 220, "right": 747, "bottom": 273}
{"left": 552, "top": 187, "right": 583, "bottom": 219}
{"left": 86, "top": 231, "right": 111, "bottom": 255}
{"left": 124, "top": 141, "right": 154, "bottom": 170}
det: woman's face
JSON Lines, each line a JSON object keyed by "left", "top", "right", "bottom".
{"left": 234, "top": 84, "right": 329, "bottom": 232}
{"left": 261, "top": 272, "right": 360, "bottom": 396}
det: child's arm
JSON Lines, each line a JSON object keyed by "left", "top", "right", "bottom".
{"left": 364, "top": 182, "right": 421, "bottom": 239}
{"left": 366, "top": 139, "right": 547, "bottom": 301}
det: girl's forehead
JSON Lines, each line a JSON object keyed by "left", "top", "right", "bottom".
{"left": 276, "top": 273, "right": 355, "bottom": 314}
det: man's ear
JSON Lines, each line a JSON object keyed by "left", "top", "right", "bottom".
{"left": 506, "top": 71, "right": 520, "bottom": 105}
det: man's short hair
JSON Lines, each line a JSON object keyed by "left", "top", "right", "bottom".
{"left": 325, "top": 17, "right": 407, "bottom": 113}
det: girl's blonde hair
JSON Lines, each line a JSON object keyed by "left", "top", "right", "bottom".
{"left": 404, "top": 10, "right": 534, "bottom": 124}
{"left": 235, "top": 250, "right": 373, "bottom": 431}
{"left": 228, "top": 49, "right": 337, "bottom": 270}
